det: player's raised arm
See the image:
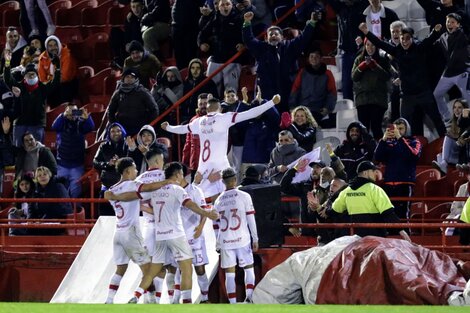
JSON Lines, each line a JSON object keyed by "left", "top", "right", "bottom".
{"left": 163, "top": 120, "right": 192, "bottom": 135}
{"left": 185, "top": 200, "right": 219, "bottom": 220}
{"left": 234, "top": 94, "right": 281, "bottom": 124}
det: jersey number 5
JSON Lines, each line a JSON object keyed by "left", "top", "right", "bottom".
{"left": 115, "top": 201, "right": 124, "bottom": 219}
{"left": 220, "top": 208, "right": 241, "bottom": 232}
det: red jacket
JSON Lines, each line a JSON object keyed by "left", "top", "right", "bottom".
{"left": 181, "top": 113, "right": 202, "bottom": 171}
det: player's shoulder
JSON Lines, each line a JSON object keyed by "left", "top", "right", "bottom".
{"left": 110, "top": 180, "right": 136, "bottom": 192}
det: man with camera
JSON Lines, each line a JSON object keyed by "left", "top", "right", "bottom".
{"left": 51, "top": 103, "right": 94, "bottom": 198}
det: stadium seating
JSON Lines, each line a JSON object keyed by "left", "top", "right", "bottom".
{"left": 56, "top": 0, "right": 98, "bottom": 27}
{"left": 66, "top": 207, "right": 87, "bottom": 235}
{"left": 418, "top": 137, "right": 444, "bottom": 166}
{"left": 333, "top": 99, "right": 354, "bottom": 113}
{"left": 0, "top": 1, "right": 20, "bottom": 28}
{"left": 414, "top": 168, "right": 441, "bottom": 197}
{"left": 48, "top": 0, "right": 72, "bottom": 25}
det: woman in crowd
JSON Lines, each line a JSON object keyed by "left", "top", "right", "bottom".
{"left": 281, "top": 105, "right": 317, "bottom": 152}
{"left": 351, "top": 38, "right": 391, "bottom": 140}
{"left": 7, "top": 174, "right": 35, "bottom": 235}
{"left": 433, "top": 99, "right": 468, "bottom": 174}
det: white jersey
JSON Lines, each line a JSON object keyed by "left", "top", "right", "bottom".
{"left": 181, "top": 183, "right": 207, "bottom": 241}
{"left": 136, "top": 168, "right": 165, "bottom": 225}
{"left": 109, "top": 180, "right": 142, "bottom": 232}
{"left": 150, "top": 184, "right": 191, "bottom": 241}
{"left": 166, "top": 99, "right": 276, "bottom": 179}
{"left": 214, "top": 188, "right": 257, "bottom": 250}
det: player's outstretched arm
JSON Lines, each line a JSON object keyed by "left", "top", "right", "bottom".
{"left": 104, "top": 191, "right": 140, "bottom": 201}
{"left": 163, "top": 121, "right": 191, "bottom": 135}
{"left": 139, "top": 179, "right": 173, "bottom": 192}
{"left": 140, "top": 205, "right": 153, "bottom": 214}
{"left": 186, "top": 200, "right": 219, "bottom": 220}
{"left": 234, "top": 94, "right": 281, "bottom": 124}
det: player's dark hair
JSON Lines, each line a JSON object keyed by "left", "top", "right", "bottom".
{"left": 146, "top": 148, "right": 164, "bottom": 163}
{"left": 116, "top": 157, "right": 135, "bottom": 175}
{"left": 164, "top": 162, "right": 183, "bottom": 179}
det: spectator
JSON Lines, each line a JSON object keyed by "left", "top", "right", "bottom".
{"left": 1, "top": 27, "right": 28, "bottom": 73}
{"left": 182, "top": 93, "right": 208, "bottom": 177}
{"left": 110, "top": 0, "right": 145, "bottom": 69}
{"left": 140, "top": 0, "right": 171, "bottom": 58}
{"left": 433, "top": 99, "right": 468, "bottom": 174}
{"left": 267, "top": 130, "right": 306, "bottom": 184}
{"left": 127, "top": 124, "right": 168, "bottom": 174}
{"left": 242, "top": 11, "right": 319, "bottom": 111}
{"left": 460, "top": 196, "right": 470, "bottom": 245}
{"left": 198, "top": 0, "right": 244, "bottom": 96}
{"left": 417, "top": 0, "right": 467, "bottom": 32}
{"left": 38, "top": 35, "right": 78, "bottom": 107}
{"left": 151, "top": 66, "right": 184, "bottom": 113}
{"left": 15, "top": 131, "right": 57, "bottom": 179}
{"left": 241, "top": 87, "right": 280, "bottom": 167}
{"left": 433, "top": 13, "right": 470, "bottom": 124}
{"left": 289, "top": 49, "right": 337, "bottom": 128}
{"left": 361, "top": 0, "right": 399, "bottom": 40}
{"left": 387, "top": 20, "right": 407, "bottom": 123}
{"left": 123, "top": 40, "right": 162, "bottom": 89}
{"left": 28, "top": 166, "right": 72, "bottom": 235}
{"left": 374, "top": 117, "right": 422, "bottom": 220}
{"left": 334, "top": 121, "right": 376, "bottom": 180}
{"left": 107, "top": 68, "right": 160, "bottom": 136}
{"left": 331, "top": 160, "right": 409, "bottom": 239}
{"left": 325, "top": 0, "right": 369, "bottom": 101}
{"left": 318, "top": 176, "right": 349, "bottom": 241}
{"left": 351, "top": 38, "right": 391, "bottom": 139}
{"left": 171, "top": 0, "right": 206, "bottom": 70}
{"left": 0, "top": 81, "right": 17, "bottom": 193}
{"left": 23, "top": 0, "right": 56, "bottom": 38}
{"left": 445, "top": 166, "right": 470, "bottom": 236}
{"left": 221, "top": 87, "right": 251, "bottom": 177}
{"left": 93, "top": 122, "right": 129, "bottom": 216}
{"left": 235, "top": 0, "right": 273, "bottom": 35}
{"left": 239, "top": 164, "right": 268, "bottom": 187}
{"left": 359, "top": 23, "right": 447, "bottom": 137}
{"left": 181, "top": 58, "right": 219, "bottom": 123}
{"left": 51, "top": 103, "right": 95, "bottom": 198}
{"left": 7, "top": 174, "right": 35, "bottom": 236}
{"left": 281, "top": 106, "right": 317, "bottom": 152}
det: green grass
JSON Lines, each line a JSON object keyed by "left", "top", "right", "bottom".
{"left": 1, "top": 303, "right": 469, "bottom": 313}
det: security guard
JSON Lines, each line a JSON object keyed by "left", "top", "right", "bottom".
{"left": 331, "top": 160, "right": 409, "bottom": 240}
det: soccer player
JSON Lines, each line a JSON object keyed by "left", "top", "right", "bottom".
{"left": 134, "top": 148, "right": 165, "bottom": 303}
{"left": 107, "top": 162, "right": 219, "bottom": 304}
{"left": 104, "top": 157, "right": 170, "bottom": 304}
{"left": 214, "top": 167, "right": 259, "bottom": 304}
{"left": 162, "top": 94, "right": 281, "bottom": 199}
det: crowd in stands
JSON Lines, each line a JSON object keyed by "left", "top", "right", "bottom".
{"left": 0, "top": 0, "right": 469, "bottom": 247}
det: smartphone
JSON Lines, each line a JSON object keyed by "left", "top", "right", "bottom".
{"left": 387, "top": 124, "right": 394, "bottom": 131}
{"left": 71, "top": 109, "right": 82, "bottom": 117}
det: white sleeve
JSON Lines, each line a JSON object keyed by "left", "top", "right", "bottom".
{"left": 166, "top": 124, "right": 191, "bottom": 135}
{"left": 233, "top": 99, "right": 275, "bottom": 124}
{"left": 247, "top": 212, "right": 259, "bottom": 243}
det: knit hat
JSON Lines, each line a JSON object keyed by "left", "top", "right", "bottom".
{"left": 309, "top": 160, "right": 326, "bottom": 168}
{"left": 127, "top": 40, "right": 144, "bottom": 53}
{"left": 122, "top": 67, "right": 139, "bottom": 79}
{"left": 245, "top": 164, "right": 266, "bottom": 178}
{"left": 356, "top": 161, "right": 377, "bottom": 174}
{"left": 22, "top": 63, "right": 37, "bottom": 75}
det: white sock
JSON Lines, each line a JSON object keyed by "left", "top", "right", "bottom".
{"left": 244, "top": 267, "right": 255, "bottom": 300}
{"left": 166, "top": 272, "right": 175, "bottom": 302}
{"left": 173, "top": 270, "right": 181, "bottom": 303}
{"left": 181, "top": 289, "right": 192, "bottom": 304}
{"left": 134, "top": 287, "right": 144, "bottom": 299}
{"left": 225, "top": 272, "right": 236, "bottom": 304}
{"left": 106, "top": 274, "right": 122, "bottom": 303}
{"left": 154, "top": 276, "right": 164, "bottom": 304}
{"left": 197, "top": 273, "right": 209, "bottom": 301}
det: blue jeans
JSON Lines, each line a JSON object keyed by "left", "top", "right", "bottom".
{"left": 58, "top": 165, "right": 84, "bottom": 198}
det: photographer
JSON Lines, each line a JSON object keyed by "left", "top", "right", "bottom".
{"left": 51, "top": 103, "right": 94, "bottom": 198}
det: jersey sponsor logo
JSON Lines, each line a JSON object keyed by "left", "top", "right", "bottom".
{"left": 223, "top": 237, "right": 242, "bottom": 244}
{"left": 157, "top": 229, "right": 174, "bottom": 235}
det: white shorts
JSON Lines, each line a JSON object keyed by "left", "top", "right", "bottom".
{"left": 152, "top": 236, "right": 193, "bottom": 264}
{"left": 113, "top": 226, "right": 150, "bottom": 266}
{"left": 188, "top": 235, "right": 208, "bottom": 266}
{"left": 143, "top": 223, "right": 155, "bottom": 256}
{"left": 198, "top": 178, "right": 225, "bottom": 198}
{"left": 220, "top": 243, "right": 254, "bottom": 269}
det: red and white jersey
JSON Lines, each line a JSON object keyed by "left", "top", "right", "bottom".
{"left": 166, "top": 99, "right": 275, "bottom": 179}
{"left": 109, "top": 180, "right": 142, "bottom": 232}
{"left": 214, "top": 188, "right": 256, "bottom": 250}
{"left": 181, "top": 183, "right": 207, "bottom": 241}
{"left": 150, "top": 184, "right": 191, "bottom": 241}
{"left": 136, "top": 168, "right": 165, "bottom": 225}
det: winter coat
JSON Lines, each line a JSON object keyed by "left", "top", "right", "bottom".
{"left": 15, "top": 142, "right": 57, "bottom": 178}
{"left": 38, "top": 36, "right": 77, "bottom": 83}
{"left": 267, "top": 141, "right": 306, "bottom": 183}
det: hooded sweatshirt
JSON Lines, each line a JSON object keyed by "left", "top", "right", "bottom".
{"left": 129, "top": 124, "right": 169, "bottom": 174}
{"left": 15, "top": 141, "right": 57, "bottom": 178}
{"left": 151, "top": 66, "right": 184, "bottom": 112}
{"left": 38, "top": 35, "right": 77, "bottom": 83}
